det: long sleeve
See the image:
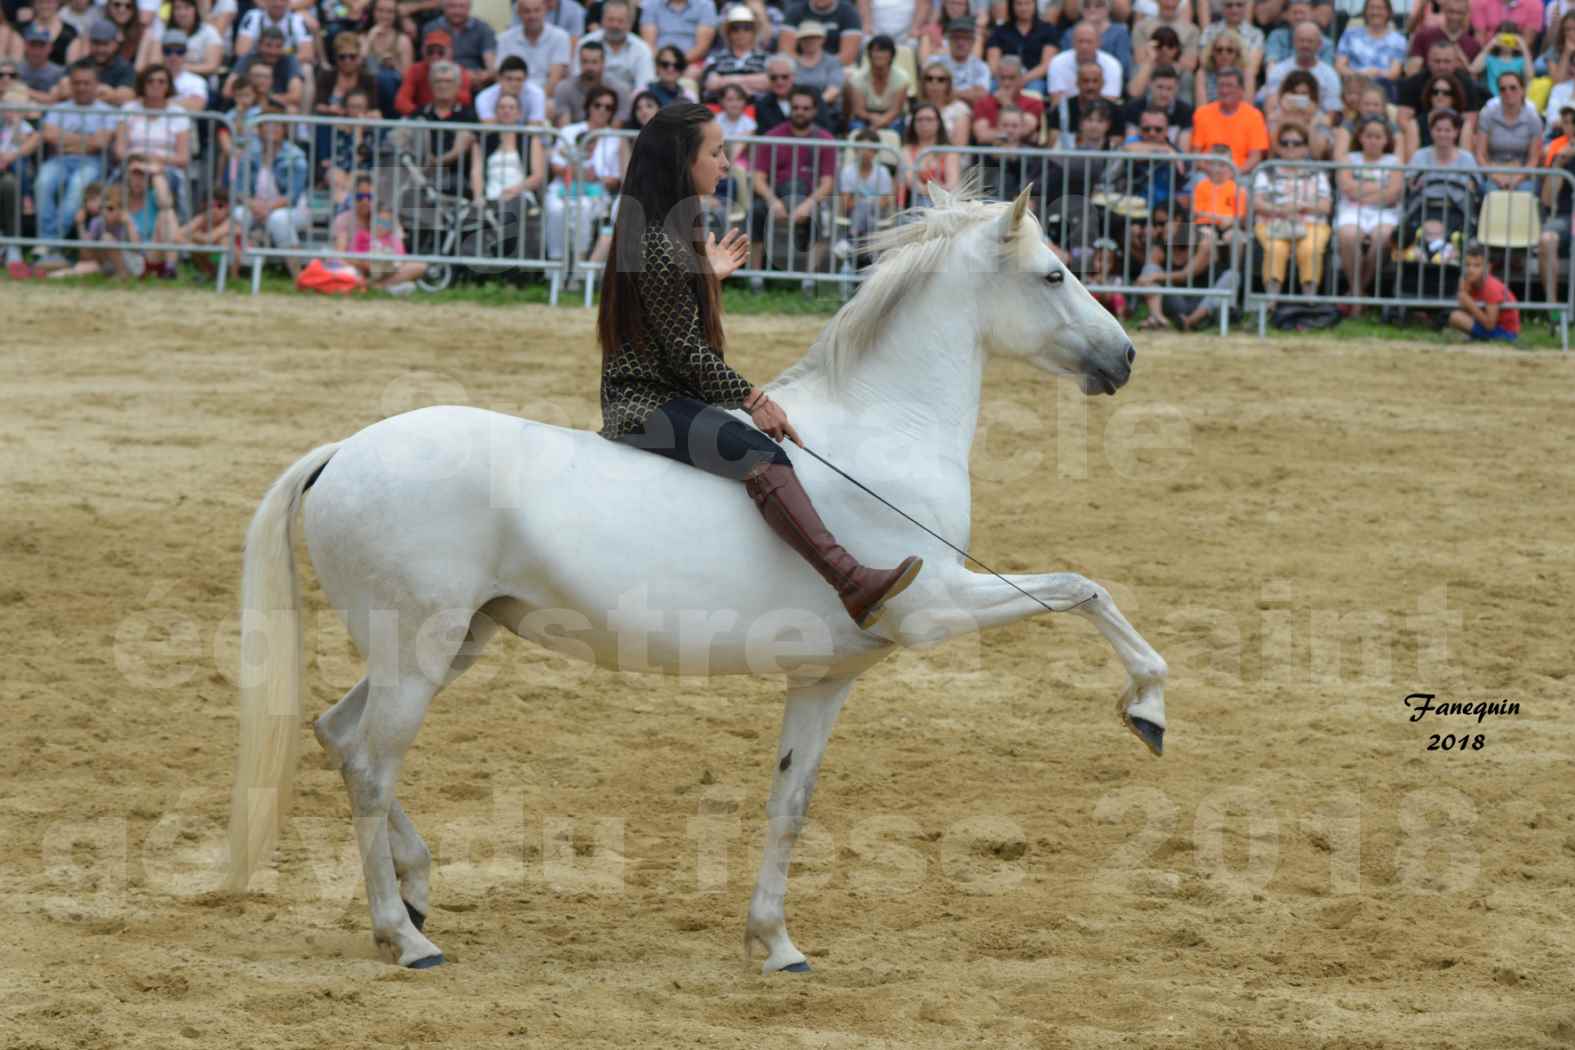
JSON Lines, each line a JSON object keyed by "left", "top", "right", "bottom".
{"left": 633, "top": 230, "right": 753, "bottom": 407}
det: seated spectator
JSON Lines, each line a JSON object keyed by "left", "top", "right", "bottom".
{"left": 217, "top": 79, "right": 260, "bottom": 188}
{"left": 979, "top": 105, "right": 1046, "bottom": 201}
{"left": 164, "top": 0, "right": 223, "bottom": 79}
{"left": 544, "top": 83, "right": 621, "bottom": 261}
{"left": 48, "top": 176, "right": 162, "bottom": 278}
{"left": 933, "top": 16, "right": 991, "bottom": 105}
{"left": 639, "top": 0, "right": 717, "bottom": 77}
{"left": 1398, "top": 39, "right": 1483, "bottom": 126}
{"left": 231, "top": 105, "right": 309, "bottom": 276}
{"left": 897, "top": 101, "right": 958, "bottom": 207}
{"left": 1122, "top": 106, "right": 1183, "bottom": 209}
{"left": 75, "top": 20, "right": 135, "bottom": 106}
{"left": 1405, "top": 0, "right": 1476, "bottom": 78}
{"left": 781, "top": 0, "right": 862, "bottom": 67}
{"left": 838, "top": 128, "right": 895, "bottom": 252}
{"left": 422, "top": 0, "right": 497, "bottom": 87}
{"left": 228, "top": 27, "right": 307, "bottom": 113}
{"left": 1335, "top": 115, "right": 1402, "bottom": 307}
{"left": 790, "top": 21, "right": 846, "bottom": 112}
{"left": 1539, "top": 45, "right": 1575, "bottom": 119}
{"left": 1191, "top": 67, "right": 1268, "bottom": 172}
{"left": 159, "top": 30, "right": 207, "bottom": 112}
{"left": 1188, "top": 144, "right": 1243, "bottom": 229}
{"left": 1132, "top": 0, "right": 1199, "bottom": 79}
{"left": 498, "top": 0, "right": 571, "bottom": 104}
{"left": 556, "top": 40, "right": 630, "bottom": 124}
{"left": 1333, "top": 77, "right": 1410, "bottom": 160}
{"left": 1251, "top": 123, "right": 1331, "bottom": 298}
{"left": 700, "top": 3, "right": 768, "bottom": 102}
{"left": 1048, "top": 60, "right": 1123, "bottom": 146}
{"left": 1471, "top": 23, "right": 1533, "bottom": 102}
{"left": 1128, "top": 26, "right": 1190, "bottom": 107}
{"left": 1264, "top": 0, "right": 1332, "bottom": 68}
{"left": 361, "top": 0, "right": 414, "bottom": 115}
{"left": 474, "top": 91, "right": 547, "bottom": 220}
{"left": 748, "top": 85, "right": 836, "bottom": 288}
{"left": 1538, "top": 107, "right": 1575, "bottom": 315}
{"left": 33, "top": 60, "right": 115, "bottom": 264}
{"left": 1402, "top": 70, "right": 1477, "bottom": 155}
{"left": 543, "top": 0, "right": 588, "bottom": 41}
{"left": 18, "top": 25, "right": 66, "bottom": 103}
{"left": 917, "top": 57, "right": 971, "bottom": 144}
{"left": 413, "top": 60, "right": 482, "bottom": 197}
{"left": 1266, "top": 69, "right": 1333, "bottom": 158}
{"left": 334, "top": 174, "right": 429, "bottom": 291}
{"left": 117, "top": 65, "right": 190, "bottom": 201}
{"left": 326, "top": 87, "right": 380, "bottom": 204}
{"left": 100, "top": 0, "right": 158, "bottom": 72}
{"left": 971, "top": 54, "right": 1043, "bottom": 145}
{"left": 1199, "top": 0, "right": 1261, "bottom": 86}
{"left": 1475, "top": 70, "right": 1541, "bottom": 191}
{"left": 235, "top": 0, "right": 315, "bottom": 66}
{"left": 0, "top": 89, "right": 39, "bottom": 275}
{"left": 1335, "top": 0, "right": 1405, "bottom": 100}
{"left": 648, "top": 44, "right": 698, "bottom": 103}
{"left": 753, "top": 55, "right": 805, "bottom": 131}
{"left": 177, "top": 185, "right": 236, "bottom": 278}
{"left": 917, "top": 0, "right": 980, "bottom": 65}
{"left": 1469, "top": 0, "right": 1540, "bottom": 46}
{"left": 578, "top": 0, "right": 656, "bottom": 105}
{"left": 318, "top": 32, "right": 378, "bottom": 123}
{"left": 23, "top": 0, "right": 78, "bottom": 67}
{"left": 1058, "top": 98, "right": 1117, "bottom": 195}
{"left": 986, "top": 0, "right": 1057, "bottom": 93}
{"left": 1262, "top": 22, "right": 1341, "bottom": 113}
{"left": 397, "top": 31, "right": 475, "bottom": 116}
{"left": 477, "top": 54, "right": 548, "bottom": 122}
{"left": 57, "top": 0, "right": 103, "bottom": 40}
{"left": 1449, "top": 241, "right": 1520, "bottom": 340}
{"left": 1123, "top": 64, "right": 1192, "bottom": 148}
{"left": 1136, "top": 201, "right": 1229, "bottom": 330}
{"left": 1085, "top": 237, "right": 1127, "bottom": 317}
{"left": 1539, "top": 11, "right": 1575, "bottom": 78}
{"left": 1196, "top": 29, "right": 1248, "bottom": 105}
{"left": 1402, "top": 106, "right": 1476, "bottom": 261}
{"left": 1047, "top": 23, "right": 1119, "bottom": 103}
{"left": 716, "top": 81, "right": 755, "bottom": 143}
{"left": 624, "top": 87, "right": 661, "bottom": 130}
{"left": 844, "top": 33, "right": 910, "bottom": 135}
{"left": 1063, "top": 0, "right": 1131, "bottom": 75}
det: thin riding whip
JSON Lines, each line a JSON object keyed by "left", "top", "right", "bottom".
{"left": 794, "top": 444, "right": 1098, "bottom": 616}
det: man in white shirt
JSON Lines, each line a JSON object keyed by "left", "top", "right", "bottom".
{"left": 160, "top": 29, "right": 209, "bottom": 111}
{"left": 235, "top": 0, "right": 315, "bottom": 65}
{"left": 496, "top": 0, "right": 571, "bottom": 97}
{"left": 571, "top": 0, "right": 656, "bottom": 92}
{"left": 1047, "top": 22, "right": 1121, "bottom": 103}
{"left": 475, "top": 54, "right": 549, "bottom": 120}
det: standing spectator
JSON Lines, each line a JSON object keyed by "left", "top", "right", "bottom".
{"left": 554, "top": 40, "right": 627, "bottom": 123}
{"left": 916, "top": 56, "right": 969, "bottom": 143}
{"left": 970, "top": 53, "right": 1042, "bottom": 143}
{"left": 897, "top": 100, "right": 957, "bottom": 207}
{"left": 1127, "top": 26, "right": 1189, "bottom": 106}
{"left": 235, "top": 0, "right": 314, "bottom": 65}
{"left": 1263, "top": 0, "right": 1331, "bottom": 69}
{"left": 395, "top": 28, "right": 474, "bottom": 114}
{"left": 1334, "top": 115, "right": 1401, "bottom": 308}
{"left": 1195, "top": 29, "right": 1247, "bottom": 105}
{"left": 700, "top": 3, "right": 766, "bottom": 102}
{"left": 164, "top": 0, "right": 222, "bottom": 79}
{"left": 1064, "top": 0, "right": 1131, "bottom": 76}
{"left": 933, "top": 15, "right": 990, "bottom": 103}
{"left": 1123, "top": 64, "right": 1191, "bottom": 147}
{"left": 1449, "top": 241, "right": 1520, "bottom": 340}
{"left": 577, "top": 0, "right": 655, "bottom": 102}
{"left": 639, "top": 0, "right": 715, "bottom": 77}
{"left": 0, "top": 86, "right": 39, "bottom": 275}
{"left": 33, "top": 57, "right": 114, "bottom": 262}
{"left": 361, "top": 0, "right": 413, "bottom": 114}
{"left": 228, "top": 28, "right": 307, "bottom": 112}
{"left": 1199, "top": 0, "right": 1261, "bottom": 87}
{"left": 77, "top": 19, "right": 134, "bottom": 104}
{"left": 749, "top": 84, "right": 835, "bottom": 289}
{"left": 476, "top": 54, "right": 547, "bottom": 121}
{"left": 843, "top": 32, "right": 909, "bottom": 133}
{"left": 1191, "top": 67, "right": 1268, "bottom": 171}
{"left": 1046, "top": 22, "right": 1118, "bottom": 102}
{"left": 1262, "top": 22, "right": 1341, "bottom": 112}
{"left": 159, "top": 29, "right": 206, "bottom": 111}
{"left": 790, "top": 21, "right": 846, "bottom": 112}
{"left": 544, "top": 82, "right": 619, "bottom": 262}
{"left": 647, "top": 44, "right": 695, "bottom": 102}
{"left": 413, "top": 60, "right": 482, "bottom": 196}
{"left": 1475, "top": 69, "right": 1541, "bottom": 191}
{"left": 422, "top": 0, "right": 496, "bottom": 87}
{"left": 1251, "top": 122, "right": 1331, "bottom": 298}
{"left": 1132, "top": 0, "right": 1198, "bottom": 77}
{"left": 1335, "top": 0, "right": 1405, "bottom": 100}
{"left": 18, "top": 24, "right": 66, "bottom": 101}
{"left": 986, "top": 0, "right": 1057, "bottom": 92}
{"left": 781, "top": 0, "right": 862, "bottom": 66}
{"left": 1187, "top": 144, "right": 1243, "bottom": 229}
{"left": 1048, "top": 61, "right": 1122, "bottom": 145}
{"left": 1405, "top": 0, "right": 1477, "bottom": 78}
{"left": 498, "top": 0, "right": 571, "bottom": 101}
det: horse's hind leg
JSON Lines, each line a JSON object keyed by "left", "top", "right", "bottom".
{"left": 388, "top": 800, "right": 432, "bottom": 931}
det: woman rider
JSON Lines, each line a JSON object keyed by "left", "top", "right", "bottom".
{"left": 596, "top": 102, "right": 922, "bottom": 630}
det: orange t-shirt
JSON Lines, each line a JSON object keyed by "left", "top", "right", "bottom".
{"left": 1192, "top": 178, "right": 1243, "bottom": 224}
{"left": 1191, "top": 101, "right": 1270, "bottom": 171}
{"left": 1546, "top": 134, "right": 1572, "bottom": 166}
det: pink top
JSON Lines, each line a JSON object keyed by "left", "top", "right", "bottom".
{"left": 351, "top": 227, "right": 405, "bottom": 255}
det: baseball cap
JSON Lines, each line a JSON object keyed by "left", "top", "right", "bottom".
{"left": 425, "top": 27, "right": 453, "bottom": 47}
{"left": 89, "top": 19, "right": 119, "bottom": 42}
{"left": 162, "top": 28, "right": 189, "bottom": 48}
{"left": 722, "top": 4, "right": 755, "bottom": 24}
{"left": 945, "top": 16, "right": 976, "bottom": 35}
{"left": 796, "top": 19, "right": 826, "bottom": 38}
{"left": 23, "top": 23, "right": 51, "bottom": 43}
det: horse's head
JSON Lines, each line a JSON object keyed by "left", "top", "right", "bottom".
{"left": 953, "top": 185, "right": 1137, "bottom": 396}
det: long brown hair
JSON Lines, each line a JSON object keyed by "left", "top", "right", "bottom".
{"left": 597, "top": 102, "right": 724, "bottom": 360}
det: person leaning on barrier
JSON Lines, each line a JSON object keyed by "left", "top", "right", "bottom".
{"left": 474, "top": 89, "right": 546, "bottom": 216}
{"left": 1250, "top": 122, "right": 1332, "bottom": 300}
{"left": 543, "top": 82, "right": 621, "bottom": 264}
{"left": 1334, "top": 114, "right": 1402, "bottom": 311}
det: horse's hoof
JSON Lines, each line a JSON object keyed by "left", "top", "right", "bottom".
{"left": 404, "top": 900, "right": 426, "bottom": 932}
{"left": 407, "top": 954, "right": 445, "bottom": 970}
{"left": 780, "top": 961, "right": 812, "bottom": 973}
{"left": 1128, "top": 716, "right": 1164, "bottom": 757}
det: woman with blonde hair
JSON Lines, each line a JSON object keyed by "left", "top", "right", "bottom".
{"left": 917, "top": 58, "right": 972, "bottom": 145}
{"left": 1195, "top": 28, "right": 1247, "bottom": 105}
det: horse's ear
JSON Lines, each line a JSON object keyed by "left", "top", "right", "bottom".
{"left": 1003, "top": 184, "right": 1031, "bottom": 240}
{"left": 930, "top": 183, "right": 953, "bottom": 209}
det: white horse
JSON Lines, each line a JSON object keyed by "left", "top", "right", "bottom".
{"left": 225, "top": 185, "right": 1168, "bottom": 974}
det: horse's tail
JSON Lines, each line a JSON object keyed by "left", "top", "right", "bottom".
{"left": 225, "top": 441, "right": 341, "bottom": 893}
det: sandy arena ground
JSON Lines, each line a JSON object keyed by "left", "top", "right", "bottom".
{"left": 1, "top": 283, "right": 1572, "bottom": 1049}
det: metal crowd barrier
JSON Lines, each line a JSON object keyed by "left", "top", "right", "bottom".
{"left": 916, "top": 144, "right": 1246, "bottom": 335}
{"left": 240, "top": 114, "right": 561, "bottom": 295}
{"left": 0, "top": 103, "right": 234, "bottom": 289}
{"left": 1244, "top": 159, "right": 1575, "bottom": 349}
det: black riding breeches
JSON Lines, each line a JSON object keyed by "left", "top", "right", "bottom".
{"left": 615, "top": 397, "right": 791, "bottom": 481}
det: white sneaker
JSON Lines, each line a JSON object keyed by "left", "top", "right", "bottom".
{"left": 801, "top": 278, "right": 815, "bottom": 298}
{"left": 385, "top": 281, "right": 416, "bottom": 296}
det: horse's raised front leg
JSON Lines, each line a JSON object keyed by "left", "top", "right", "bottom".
{"left": 896, "top": 571, "right": 1168, "bottom": 755}
{"left": 745, "top": 674, "right": 857, "bottom": 975}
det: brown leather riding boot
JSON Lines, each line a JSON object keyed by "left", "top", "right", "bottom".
{"left": 744, "top": 463, "right": 923, "bottom": 630}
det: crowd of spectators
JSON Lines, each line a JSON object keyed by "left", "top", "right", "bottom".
{"left": 0, "top": 0, "right": 1569, "bottom": 331}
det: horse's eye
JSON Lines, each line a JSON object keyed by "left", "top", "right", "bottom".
{"left": 1045, "top": 270, "right": 1065, "bottom": 286}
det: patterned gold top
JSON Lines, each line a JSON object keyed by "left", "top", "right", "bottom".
{"left": 599, "top": 227, "right": 755, "bottom": 439}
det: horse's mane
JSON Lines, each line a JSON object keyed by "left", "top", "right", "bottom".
{"left": 769, "top": 178, "right": 1021, "bottom": 394}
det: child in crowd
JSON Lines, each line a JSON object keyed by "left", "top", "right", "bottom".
{"left": 837, "top": 129, "right": 895, "bottom": 263}
{"left": 179, "top": 187, "right": 236, "bottom": 278}
{"left": 1087, "top": 236, "right": 1128, "bottom": 319}
{"left": 1190, "top": 145, "right": 1244, "bottom": 235}
{"left": 1450, "top": 241, "right": 1521, "bottom": 341}
{"left": 50, "top": 183, "right": 143, "bottom": 279}
{"left": 714, "top": 84, "right": 756, "bottom": 217}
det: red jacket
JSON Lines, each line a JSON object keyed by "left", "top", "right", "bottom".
{"left": 394, "top": 61, "right": 474, "bottom": 116}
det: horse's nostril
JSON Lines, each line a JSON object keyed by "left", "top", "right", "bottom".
{"left": 1126, "top": 345, "right": 1137, "bottom": 365}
